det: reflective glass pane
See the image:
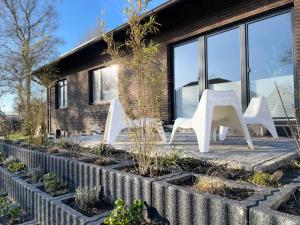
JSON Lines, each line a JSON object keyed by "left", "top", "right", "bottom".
{"left": 207, "top": 28, "right": 241, "bottom": 103}
{"left": 173, "top": 39, "right": 200, "bottom": 118}
{"left": 92, "top": 70, "right": 101, "bottom": 103}
{"left": 101, "top": 65, "right": 119, "bottom": 101}
{"left": 248, "top": 12, "right": 294, "bottom": 117}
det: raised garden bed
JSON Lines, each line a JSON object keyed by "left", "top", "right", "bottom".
{"left": 0, "top": 195, "right": 33, "bottom": 225}
{"left": 250, "top": 183, "right": 300, "bottom": 225}
{"left": 152, "top": 173, "right": 274, "bottom": 225}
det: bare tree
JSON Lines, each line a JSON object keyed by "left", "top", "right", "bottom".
{"left": 0, "top": 0, "right": 61, "bottom": 135}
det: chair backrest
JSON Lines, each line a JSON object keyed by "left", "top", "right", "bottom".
{"left": 244, "top": 96, "right": 270, "bottom": 118}
{"left": 192, "top": 89, "right": 241, "bottom": 121}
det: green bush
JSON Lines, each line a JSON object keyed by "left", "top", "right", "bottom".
{"left": 43, "top": 173, "right": 60, "bottom": 193}
{"left": 92, "top": 144, "right": 114, "bottom": 156}
{"left": 250, "top": 172, "right": 272, "bottom": 186}
{"left": 0, "top": 196, "right": 22, "bottom": 223}
{"left": 0, "top": 151, "right": 5, "bottom": 162}
{"left": 3, "top": 156, "right": 19, "bottom": 167}
{"left": 7, "top": 162, "right": 26, "bottom": 173}
{"left": 104, "top": 199, "right": 144, "bottom": 225}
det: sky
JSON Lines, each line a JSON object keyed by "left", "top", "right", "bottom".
{"left": 0, "top": 0, "right": 168, "bottom": 114}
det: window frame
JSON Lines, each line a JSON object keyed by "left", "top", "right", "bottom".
{"left": 170, "top": 7, "right": 295, "bottom": 121}
{"left": 57, "top": 79, "right": 68, "bottom": 109}
{"left": 89, "top": 65, "right": 119, "bottom": 105}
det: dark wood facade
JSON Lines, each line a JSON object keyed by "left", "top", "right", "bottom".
{"left": 47, "top": 0, "right": 299, "bottom": 135}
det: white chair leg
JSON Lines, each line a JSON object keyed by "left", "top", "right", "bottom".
{"left": 156, "top": 122, "right": 167, "bottom": 143}
{"left": 169, "top": 121, "right": 180, "bottom": 144}
{"left": 228, "top": 108, "right": 254, "bottom": 150}
{"left": 219, "top": 126, "right": 229, "bottom": 141}
{"left": 263, "top": 120, "right": 278, "bottom": 139}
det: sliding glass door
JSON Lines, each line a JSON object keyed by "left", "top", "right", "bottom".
{"left": 248, "top": 12, "right": 294, "bottom": 117}
{"left": 207, "top": 28, "right": 242, "bottom": 103}
{"left": 172, "top": 10, "right": 294, "bottom": 120}
{"left": 173, "top": 39, "right": 200, "bottom": 118}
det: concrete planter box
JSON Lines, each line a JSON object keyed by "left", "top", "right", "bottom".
{"left": 250, "top": 184, "right": 300, "bottom": 225}
{"left": 152, "top": 173, "right": 274, "bottom": 225}
{"left": 101, "top": 164, "right": 182, "bottom": 206}
{"left": 44, "top": 195, "right": 111, "bottom": 225}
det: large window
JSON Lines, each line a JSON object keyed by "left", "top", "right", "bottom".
{"left": 172, "top": 10, "right": 294, "bottom": 120}
{"left": 57, "top": 80, "right": 67, "bottom": 109}
{"left": 207, "top": 28, "right": 241, "bottom": 103}
{"left": 248, "top": 12, "right": 294, "bottom": 117}
{"left": 173, "top": 39, "right": 200, "bottom": 118}
{"left": 91, "top": 65, "right": 118, "bottom": 103}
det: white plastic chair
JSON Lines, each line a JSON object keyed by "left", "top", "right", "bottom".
{"left": 219, "top": 96, "right": 278, "bottom": 141}
{"left": 103, "top": 98, "right": 167, "bottom": 144}
{"left": 170, "top": 89, "right": 254, "bottom": 153}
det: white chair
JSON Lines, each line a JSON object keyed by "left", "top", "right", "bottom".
{"left": 103, "top": 98, "right": 167, "bottom": 144}
{"left": 170, "top": 89, "right": 254, "bottom": 153}
{"left": 219, "top": 96, "right": 278, "bottom": 141}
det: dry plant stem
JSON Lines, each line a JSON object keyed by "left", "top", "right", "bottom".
{"left": 101, "top": 0, "right": 166, "bottom": 177}
{"left": 274, "top": 82, "right": 300, "bottom": 154}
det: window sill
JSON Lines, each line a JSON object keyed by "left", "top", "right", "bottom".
{"left": 57, "top": 106, "right": 68, "bottom": 110}
{"left": 91, "top": 100, "right": 111, "bottom": 106}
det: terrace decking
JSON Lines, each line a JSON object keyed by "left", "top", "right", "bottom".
{"left": 68, "top": 131, "right": 298, "bottom": 172}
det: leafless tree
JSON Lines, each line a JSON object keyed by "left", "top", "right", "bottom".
{"left": 0, "top": 0, "right": 61, "bottom": 114}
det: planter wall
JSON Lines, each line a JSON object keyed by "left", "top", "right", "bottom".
{"left": 250, "top": 184, "right": 300, "bottom": 225}
{"left": 101, "top": 164, "right": 182, "bottom": 206}
{"left": 152, "top": 173, "right": 275, "bottom": 225}
{"left": 0, "top": 142, "right": 285, "bottom": 225}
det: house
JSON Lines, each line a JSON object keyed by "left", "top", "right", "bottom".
{"left": 36, "top": 0, "right": 300, "bottom": 137}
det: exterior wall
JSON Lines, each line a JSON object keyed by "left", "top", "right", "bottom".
{"left": 49, "top": 0, "right": 297, "bottom": 135}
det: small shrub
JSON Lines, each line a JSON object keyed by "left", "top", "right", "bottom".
{"left": 7, "top": 162, "right": 26, "bottom": 173}
{"left": 193, "top": 177, "right": 226, "bottom": 194}
{"left": 57, "top": 139, "right": 73, "bottom": 149}
{"left": 0, "top": 151, "right": 5, "bottom": 162}
{"left": 3, "top": 156, "right": 19, "bottom": 167}
{"left": 47, "top": 146, "right": 59, "bottom": 154}
{"left": 0, "top": 197, "right": 22, "bottom": 224}
{"left": 92, "top": 144, "right": 114, "bottom": 156}
{"left": 291, "top": 159, "right": 300, "bottom": 169}
{"left": 43, "top": 173, "right": 61, "bottom": 193}
{"left": 94, "top": 158, "right": 112, "bottom": 166}
{"left": 104, "top": 199, "right": 144, "bottom": 225}
{"left": 27, "top": 168, "right": 44, "bottom": 183}
{"left": 75, "top": 185, "right": 102, "bottom": 213}
{"left": 250, "top": 172, "right": 272, "bottom": 186}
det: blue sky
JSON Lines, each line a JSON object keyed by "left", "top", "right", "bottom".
{"left": 0, "top": 0, "right": 167, "bottom": 114}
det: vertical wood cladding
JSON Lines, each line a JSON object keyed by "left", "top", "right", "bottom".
{"left": 49, "top": 0, "right": 295, "bottom": 135}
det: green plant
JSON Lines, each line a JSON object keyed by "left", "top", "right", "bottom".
{"left": 291, "top": 159, "right": 300, "bottom": 169}
{"left": 101, "top": 0, "right": 167, "bottom": 177}
{"left": 57, "top": 139, "right": 73, "bottom": 149}
{"left": 0, "top": 151, "right": 5, "bottom": 162}
{"left": 75, "top": 185, "right": 102, "bottom": 213}
{"left": 43, "top": 173, "right": 61, "bottom": 193}
{"left": 27, "top": 168, "right": 44, "bottom": 183}
{"left": 92, "top": 144, "right": 114, "bottom": 156}
{"left": 3, "top": 156, "right": 19, "bottom": 167}
{"left": 249, "top": 172, "right": 272, "bottom": 186}
{"left": 0, "top": 197, "right": 22, "bottom": 224}
{"left": 104, "top": 199, "right": 144, "bottom": 225}
{"left": 7, "top": 162, "right": 26, "bottom": 173}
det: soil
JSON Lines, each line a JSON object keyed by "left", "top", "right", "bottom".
{"left": 37, "top": 184, "right": 73, "bottom": 197}
{"left": 187, "top": 162, "right": 253, "bottom": 181}
{"left": 109, "top": 149, "right": 132, "bottom": 160}
{"left": 171, "top": 175, "right": 255, "bottom": 201}
{"left": 81, "top": 157, "right": 118, "bottom": 166}
{"left": 121, "top": 165, "right": 172, "bottom": 178}
{"left": 278, "top": 165, "right": 300, "bottom": 185}
{"left": 57, "top": 152, "right": 86, "bottom": 160}
{"left": 64, "top": 197, "right": 113, "bottom": 217}
{"left": 278, "top": 189, "right": 300, "bottom": 216}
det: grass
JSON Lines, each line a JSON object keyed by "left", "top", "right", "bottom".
{"left": 6, "top": 131, "right": 28, "bottom": 141}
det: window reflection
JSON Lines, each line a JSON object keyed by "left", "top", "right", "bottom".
{"left": 248, "top": 12, "right": 294, "bottom": 117}
{"left": 207, "top": 28, "right": 241, "bottom": 103}
{"left": 173, "top": 40, "right": 200, "bottom": 118}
